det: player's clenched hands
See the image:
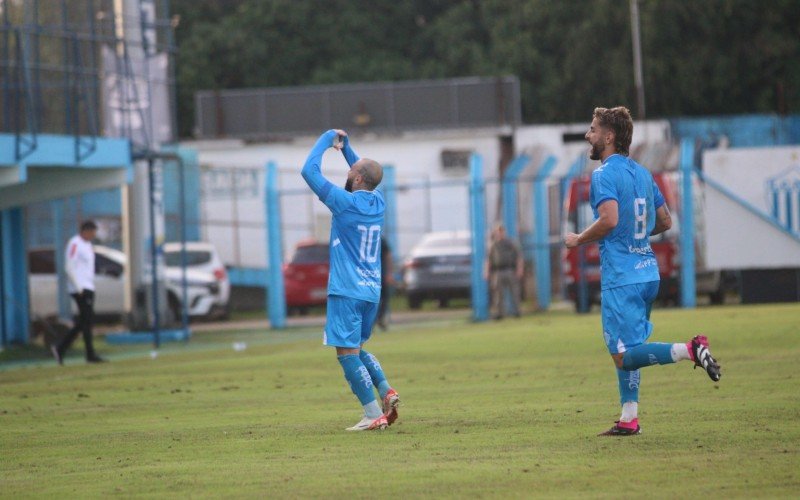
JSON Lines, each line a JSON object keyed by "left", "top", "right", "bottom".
{"left": 564, "top": 232, "right": 581, "bottom": 248}
{"left": 332, "top": 129, "right": 347, "bottom": 151}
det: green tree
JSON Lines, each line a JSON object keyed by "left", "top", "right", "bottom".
{"left": 171, "top": 0, "right": 800, "bottom": 138}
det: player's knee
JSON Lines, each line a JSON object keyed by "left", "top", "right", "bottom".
{"left": 336, "top": 346, "right": 360, "bottom": 356}
{"left": 611, "top": 353, "right": 625, "bottom": 369}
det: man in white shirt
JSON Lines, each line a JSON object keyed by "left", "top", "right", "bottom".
{"left": 51, "top": 220, "right": 105, "bottom": 364}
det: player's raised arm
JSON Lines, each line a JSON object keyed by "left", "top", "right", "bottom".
{"left": 301, "top": 129, "right": 341, "bottom": 198}
{"left": 339, "top": 131, "right": 360, "bottom": 167}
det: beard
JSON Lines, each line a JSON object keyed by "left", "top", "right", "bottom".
{"left": 589, "top": 141, "right": 603, "bottom": 161}
{"left": 344, "top": 177, "right": 354, "bottom": 192}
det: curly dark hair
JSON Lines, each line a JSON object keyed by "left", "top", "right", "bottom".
{"left": 593, "top": 106, "right": 633, "bottom": 156}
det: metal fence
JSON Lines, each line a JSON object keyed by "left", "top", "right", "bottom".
{"left": 195, "top": 76, "right": 521, "bottom": 140}
{"left": 0, "top": 0, "right": 177, "bottom": 156}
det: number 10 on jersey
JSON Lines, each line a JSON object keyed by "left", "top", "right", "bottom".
{"left": 358, "top": 225, "right": 381, "bottom": 263}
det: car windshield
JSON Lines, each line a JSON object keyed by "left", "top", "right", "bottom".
{"left": 292, "top": 245, "right": 328, "bottom": 264}
{"left": 164, "top": 250, "right": 212, "bottom": 267}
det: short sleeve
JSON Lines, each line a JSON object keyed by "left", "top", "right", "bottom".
{"left": 321, "top": 184, "right": 354, "bottom": 214}
{"left": 591, "top": 168, "right": 619, "bottom": 211}
{"left": 652, "top": 177, "right": 666, "bottom": 209}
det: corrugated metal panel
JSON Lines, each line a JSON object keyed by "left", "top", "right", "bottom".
{"left": 194, "top": 76, "right": 521, "bottom": 139}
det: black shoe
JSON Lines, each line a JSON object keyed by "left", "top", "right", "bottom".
{"left": 598, "top": 421, "right": 641, "bottom": 436}
{"left": 690, "top": 335, "right": 721, "bottom": 382}
{"left": 50, "top": 345, "right": 63, "bottom": 365}
{"left": 86, "top": 355, "right": 107, "bottom": 363}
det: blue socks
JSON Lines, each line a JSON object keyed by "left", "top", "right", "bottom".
{"left": 617, "top": 368, "right": 640, "bottom": 406}
{"left": 621, "top": 343, "right": 676, "bottom": 370}
{"left": 359, "top": 350, "right": 392, "bottom": 399}
{"left": 337, "top": 354, "right": 378, "bottom": 409}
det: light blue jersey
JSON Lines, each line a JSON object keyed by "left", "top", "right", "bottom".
{"left": 301, "top": 130, "right": 385, "bottom": 303}
{"left": 590, "top": 154, "right": 665, "bottom": 290}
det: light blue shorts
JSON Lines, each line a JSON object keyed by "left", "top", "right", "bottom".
{"left": 601, "top": 281, "right": 659, "bottom": 355}
{"left": 323, "top": 295, "right": 379, "bottom": 349}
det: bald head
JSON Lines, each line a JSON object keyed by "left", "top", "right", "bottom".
{"left": 350, "top": 158, "right": 383, "bottom": 191}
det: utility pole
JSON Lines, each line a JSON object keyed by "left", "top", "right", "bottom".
{"left": 630, "top": 0, "right": 646, "bottom": 120}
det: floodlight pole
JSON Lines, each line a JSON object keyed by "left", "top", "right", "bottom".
{"left": 630, "top": 0, "right": 646, "bottom": 120}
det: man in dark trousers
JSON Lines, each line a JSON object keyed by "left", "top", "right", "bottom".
{"left": 51, "top": 220, "right": 106, "bottom": 364}
{"left": 376, "top": 237, "right": 395, "bottom": 330}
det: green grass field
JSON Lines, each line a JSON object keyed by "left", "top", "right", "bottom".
{"left": 2, "top": 303, "right": 799, "bottom": 498}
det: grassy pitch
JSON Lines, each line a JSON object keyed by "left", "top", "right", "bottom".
{"left": 1, "top": 303, "right": 799, "bottom": 497}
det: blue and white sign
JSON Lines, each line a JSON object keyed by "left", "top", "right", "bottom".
{"left": 703, "top": 146, "right": 800, "bottom": 269}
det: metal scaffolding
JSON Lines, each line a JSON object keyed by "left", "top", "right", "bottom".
{"left": 0, "top": 0, "right": 178, "bottom": 157}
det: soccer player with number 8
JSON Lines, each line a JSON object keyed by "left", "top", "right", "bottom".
{"left": 301, "top": 129, "right": 400, "bottom": 431}
{"left": 564, "top": 107, "right": 721, "bottom": 436}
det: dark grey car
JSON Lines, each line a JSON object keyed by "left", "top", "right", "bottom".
{"left": 402, "top": 231, "right": 472, "bottom": 309}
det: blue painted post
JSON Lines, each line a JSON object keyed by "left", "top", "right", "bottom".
{"left": 147, "top": 158, "right": 161, "bottom": 349}
{"left": 265, "top": 161, "right": 287, "bottom": 328}
{"left": 533, "top": 156, "right": 558, "bottom": 310}
{"left": 501, "top": 154, "right": 531, "bottom": 240}
{"left": 177, "top": 153, "right": 190, "bottom": 336}
{"left": 679, "top": 138, "right": 696, "bottom": 308}
{"left": 1, "top": 208, "right": 29, "bottom": 344}
{"left": 469, "top": 154, "right": 489, "bottom": 322}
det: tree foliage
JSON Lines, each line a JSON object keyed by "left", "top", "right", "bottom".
{"left": 172, "top": 0, "right": 800, "bottom": 137}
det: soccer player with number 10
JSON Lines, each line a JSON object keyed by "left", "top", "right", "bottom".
{"left": 301, "top": 129, "right": 400, "bottom": 431}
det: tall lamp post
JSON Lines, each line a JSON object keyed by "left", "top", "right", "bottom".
{"left": 630, "top": 0, "right": 646, "bottom": 120}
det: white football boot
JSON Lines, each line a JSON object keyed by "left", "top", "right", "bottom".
{"left": 345, "top": 414, "right": 388, "bottom": 431}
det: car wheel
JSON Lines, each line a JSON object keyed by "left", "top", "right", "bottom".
{"left": 438, "top": 298, "right": 449, "bottom": 309}
{"left": 408, "top": 294, "right": 422, "bottom": 310}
